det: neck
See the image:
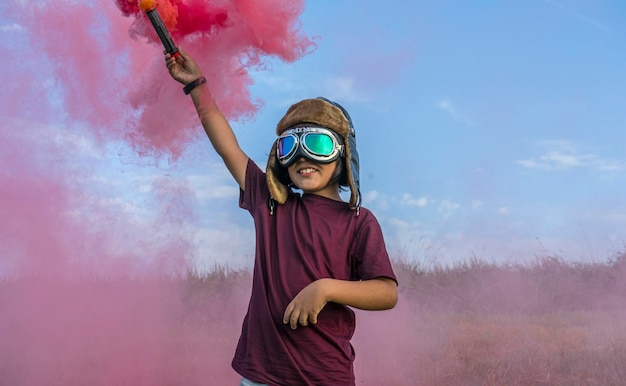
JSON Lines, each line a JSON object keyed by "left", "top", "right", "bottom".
{"left": 302, "top": 184, "right": 342, "bottom": 202}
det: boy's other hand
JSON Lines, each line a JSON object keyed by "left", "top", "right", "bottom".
{"left": 283, "top": 279, "right": 330, "bottom": 330}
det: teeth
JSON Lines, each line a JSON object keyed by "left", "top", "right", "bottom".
{"left": 299, "top": 168, "right": 316, "bottom": 174}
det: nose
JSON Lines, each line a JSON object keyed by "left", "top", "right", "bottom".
{"left": 289, "top": 156, "right": 310, "bottom": 166}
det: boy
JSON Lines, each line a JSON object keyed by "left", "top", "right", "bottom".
{"left": 165, "top": 47, "right": 398, "bottom": 386}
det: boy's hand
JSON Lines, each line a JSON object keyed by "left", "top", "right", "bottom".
{"left": 283, "top": 279, "right": 330, "bottom": 330}
{"left": 165, "top": 46, "right": 203, "bottom": 86}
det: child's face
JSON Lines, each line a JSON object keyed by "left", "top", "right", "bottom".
{"left": 287, "top": 157, "right": 342, "bottom": 200}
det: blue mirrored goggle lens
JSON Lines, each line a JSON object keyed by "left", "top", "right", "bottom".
{"left": 277, "top": 135, "right": 296, "bottom": 158}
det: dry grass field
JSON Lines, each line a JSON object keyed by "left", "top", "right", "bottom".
{"left": 1, "top": 253, "right": 625, "bottom": 385}
{"left": 355, "top": 252, "right": 626, "bottom": 385}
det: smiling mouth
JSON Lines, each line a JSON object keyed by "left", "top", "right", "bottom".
{"left": 298, "top": 167, "right": 317, "bottom": 175}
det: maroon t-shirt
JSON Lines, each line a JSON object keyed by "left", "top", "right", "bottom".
{"left": 232, "top": 159, "right": 396, "bottom": 386}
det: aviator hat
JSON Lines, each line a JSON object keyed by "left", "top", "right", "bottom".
{"left": 266, "top": 97, "right": 362, "bottom": 212}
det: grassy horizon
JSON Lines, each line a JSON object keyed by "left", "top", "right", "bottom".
{"left": 1, "top": 252, "right": 625, "bottom": 385}
{"left": 358, "top": 251, "right": 626, "bottom": 385}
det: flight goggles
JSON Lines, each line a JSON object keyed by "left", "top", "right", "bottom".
{"left": 276, "top": 127, "right": 344, "bottom": 167}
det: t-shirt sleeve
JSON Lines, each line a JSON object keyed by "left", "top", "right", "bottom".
{"left": 239, "top": 158, "right": 268, "bottom": 214}
{"left": 351, "top": 213, "right": 397, "bottom": 284}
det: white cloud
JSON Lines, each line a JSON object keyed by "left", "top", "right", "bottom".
{"left": 545, "top": 151, "right": 593, "bottom": 167}
{"left": 543, "top": 0, "right": 610, "bottom": 32}
{"left": 472, "top": 200, "right": 484, "bottom": 209}
{"left": 401, "top": 193, "right": 428, "bottom": 207}
{"left": 517, "top": 141, "right": 626, "bottom": 171}
{"left": 321, "top": 75, "right": 371, "bottom": 103}
{"left": 437, "top": 99, "right": 456, "bottom": 115}
{"left": 438, "top": 199, "right": 461, "bottom": 219}
{"left": 438, "top": 199, "right": 460, "bottom": 211}
{"left": 596, "top": 161, "right": 626, "bottom": 171}
{"left": 391, "top": 193, "right": 466, "bottom": 221}
{"left": 186, "top": 172, "right": 240, "bottom": 201}
{"left": 8, "top": 118, "right": 105, "bottom": 160}
{"left": 498, "top": 207, "right": 511, "bottom": 215}
{"left": 518, "top": 150, "right": 594, "bottom": 169}
{"left": 0, "top": 23, "right": 24, "bottom": 32}
{"left": 361, "top": 189, "right": 390, "bottom": 212}
{"left": 362, "top": 190, "right": 380, "bottom": 203}
{"left": 384, "top": 217, "right": 436, "bottom": 255}
{"left": 192, "top": 225, "right": 255, "bottom": 272}
{"left": 437, "top": 99, "right": 474, "bottom": 126}
{"left": 254, "top": 66, "right": 370, "bottom": 105}
{"left": 387, "top": 217, "right": 410, "bottom": 228}
{"left": 254, "top": 67, "right": 300, "bottom": 94}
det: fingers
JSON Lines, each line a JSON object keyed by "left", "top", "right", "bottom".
{"left": 282, "top": 304, "right": 291, "bottom": 324}
{"left": 288, "top": 310, "right": 308, "bottom": 330}
{"left": 283, "top": 303, "right": 319, "bottom": 330}
{"left": 299, "top": 313, "right": 311, "bottom": 327}
{"left": 290, "top": 311, "right": 301, "bottom": 330}
{"left": 165, "top": 56, "right": 176, "bottom": 69}
{"left": 164, "top": 51, "right": 174, "bottom": 64}
{"left": 177, "top": 46, "right": 189, "bottom": 59}
{"left": 165, "top": 47, "right": 187, "bottom": 62}
{"left": 283, "top": 304, "right": 299, "bottom": 329}
{"left": 164, "top": 51, "right": 180, "bottom": 63}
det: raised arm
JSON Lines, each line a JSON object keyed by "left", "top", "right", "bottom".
{"left": 165, "top": 47, "right": 249, "bottom": 190}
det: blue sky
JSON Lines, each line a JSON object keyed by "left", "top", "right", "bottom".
{"left": 2, "top": 0, "right": 626, "bottom": 273}
{"left": 233, "top": 0, "right": 626, "bottom": 266}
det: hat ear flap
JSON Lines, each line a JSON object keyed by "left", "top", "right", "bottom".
{"left": 266, "top": 141, "right": 288, "bottom": 204}
{"left": 317, "top": 97, "right": 362, "bottom": 210}
{"left": 345, "top": 132, "right": 361, "bottom": 209}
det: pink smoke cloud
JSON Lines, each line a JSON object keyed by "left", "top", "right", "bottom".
{"left": 3, "top": 0, "right": 314, "bottom": 158}
{"left": 0, "top": 2, "right": 314, "bottom": 383}
{"left": 0, "top": 0, "right": 315, "bottom": 275}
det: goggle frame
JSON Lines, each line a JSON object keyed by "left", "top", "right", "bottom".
{"left": 276, "top": 127, "right": 344, "bottom": 167}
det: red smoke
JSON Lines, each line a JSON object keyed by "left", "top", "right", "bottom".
{"left": 0, "top": 0, "right": 313, "bottom": 384}
{"left": 0, "top": 0, "right": 315, "bottom": 273}
{"left": 3, "top": 0, "right": 314, "bottom": 158}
